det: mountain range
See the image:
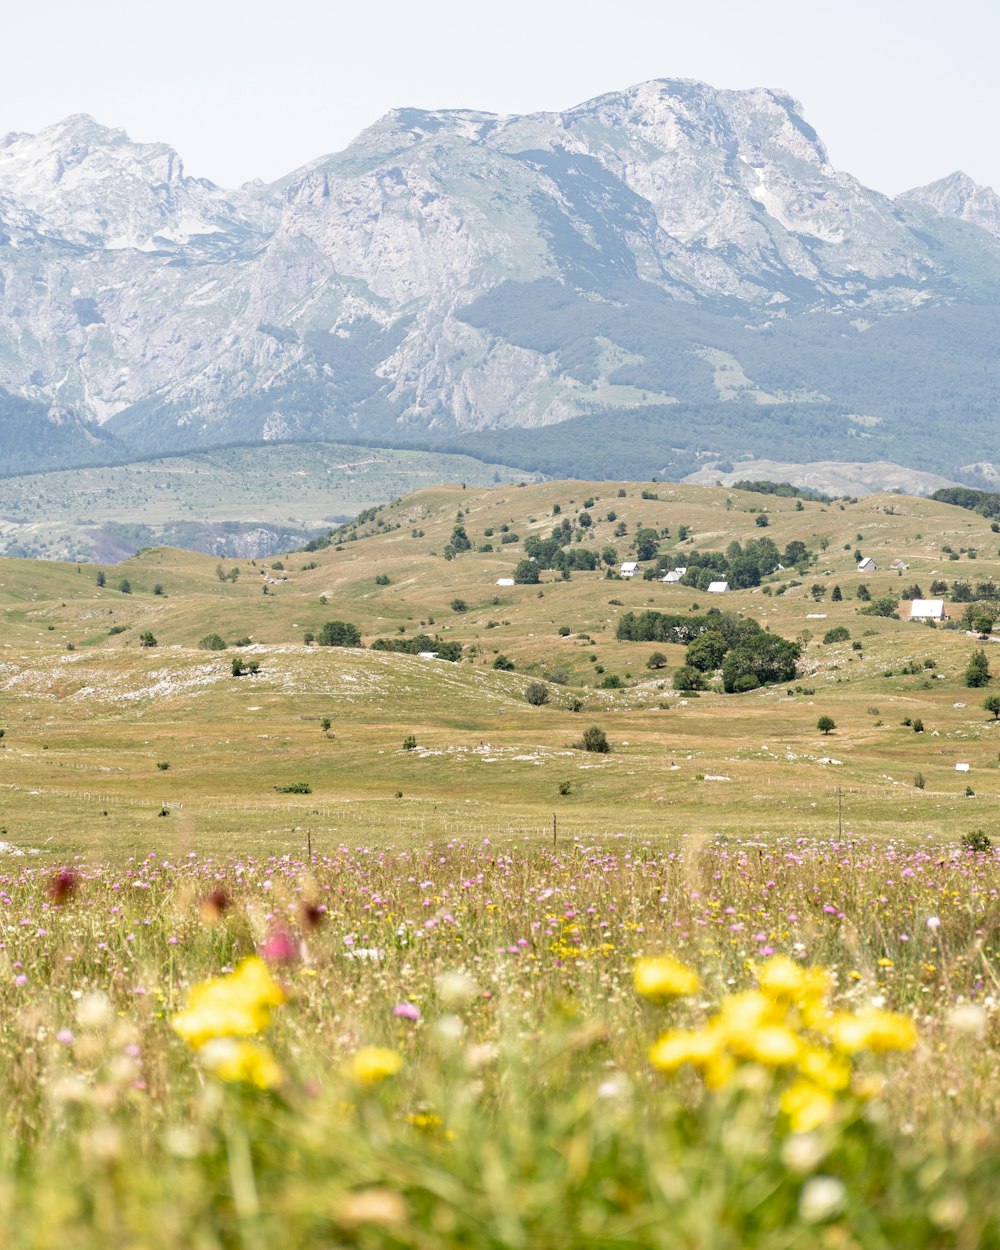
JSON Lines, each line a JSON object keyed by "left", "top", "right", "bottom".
{"left": 1, "top": 80, "right": 999, "bottom": 488}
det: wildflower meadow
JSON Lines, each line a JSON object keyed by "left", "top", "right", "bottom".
{"left": 1, "top": 831, "right": 998, "bottom": 1247}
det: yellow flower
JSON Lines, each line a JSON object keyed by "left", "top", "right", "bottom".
{"left": 199, "top": 1038, "right": 283, "bottom": 1090}
{"left": 348, "top": 1046, "right": 404, "bottom": 1085}
{"left": 716, "top": 990, "right": 780, "bottom": 1038}
{"left": 757, "top": 955, "right": 806, "bottom": 998}
{"left": 780, "top": 1079, "right": 836, "bottom": 1133}
{"left": 648, "top": 1027, "right": 719, "bottom": 1073}
{"left": 633, "top": 956, "right": 701, "bottom": 1000}
{"left": 825, "top": 1008, "right": 917, "bottom": 1055}
{"left": 741, "top": 1025, "right": 801, "bottom": 1067}
{"left": 171, "top": 957, "right": 285, "bottom": 1050}
{"left": 797, "top": 1046, "right": 851, "bottom": 1092}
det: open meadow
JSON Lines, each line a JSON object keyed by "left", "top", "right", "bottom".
{"left": 0, "top": 479, "right": 999, "bottom": 1245}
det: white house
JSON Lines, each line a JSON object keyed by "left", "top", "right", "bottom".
{"left": 889, "top": 559, "right": 909, "bottom": 571}
{"left": 910, "top": 599, "right": 945, "bottom": 621}
{"left": 621, "top": 561, "right": 639, "bottom": 578}
{"left": 707, "top": 580, "right": 729, "bottom": 594}
{"left": 857, "top": 557, "right": 878, "bottom": 573}
{"left": 662, "top": 566, "right": 687, "bottom": 583}
{"left": 496, "top": 577, "right": 515, "bottom": 587}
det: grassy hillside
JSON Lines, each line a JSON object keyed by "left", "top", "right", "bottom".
{"left": 0, "top": 479, "right": 997, "bottom": 860}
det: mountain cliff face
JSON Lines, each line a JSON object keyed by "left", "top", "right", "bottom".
{"left": 0, "top": 81, "right": 998, "bottom": 482}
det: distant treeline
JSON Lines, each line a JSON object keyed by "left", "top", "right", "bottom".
{"left": 931, "top": 487, "right": 1000, "bottom": 520}
{"left": 731, "top": 479, "right": 831, "bottom": 503}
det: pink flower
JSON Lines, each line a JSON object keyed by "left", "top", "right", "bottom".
{"left": 393, "top": 1002, "right": 421, "bottom": 1021}
{"left": 14, "top": 975, "right": 27, "bottom": 987}
{"left": 56, "top": 1029, "right": 74, "bottom": 1045}
{"left": 260, "top": 925, "right": 298, "bottom": 965}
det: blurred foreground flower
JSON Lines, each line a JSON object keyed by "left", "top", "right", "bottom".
{"left": 199, "top": 1038, "right": 283, "bottom": 1090}
{"left": 633, "top": 955, "right": 701, "bottom": 1000}
{"left": 47, "top": 868, "right": 79, "bottom": 905}
{"left": 172, "top": 957, "right": 285, "bottom": 1087}
{"left": 260, "top": 924, "right": 298, "bottom": 965}
{"left": 348, "top": 1047, "right": 404, "bottom": 1086}
{"left": 644, "top": 954, "right": 917, "bottom": 1132}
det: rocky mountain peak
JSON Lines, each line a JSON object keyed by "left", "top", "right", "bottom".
{"left": 899, "top": 170, "right": 1000, "bottom": 239}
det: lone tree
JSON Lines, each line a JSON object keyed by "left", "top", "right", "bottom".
{"left": 817, "top": 715, "right": 836, "bottom": 735}
{"left": 965, "top": 649, "right": 992, "bottom": 688}
{"left": 646, "top": 651, "right": 668, "bottom": 670}
{"left": 984, "top": 695, "right": 1000, "bottom": 720}
{"left": 524, "top": 681, "right": 550, "bottom": 706}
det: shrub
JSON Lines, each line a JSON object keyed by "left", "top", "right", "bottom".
{"left": 199, "top": 634, "right": 227, "bottom": 650}
{"left": 823, "top": 626, "right": 851, "bottom": 644}
{"left": 963, "top": 829, "right": 992, "bottom": 853}
{"left": 231, "top": 656, "right": 260, "bottom": 677}
{"left": 118, "top": 579, "right": 132, "bottom": 595}
{"left": 524, "top": 682, "right": 550, "bottom": 706}
{"left": 580, "top": 725, "right": 610, "bottom": 753}
{"left": 233, "top": 636, "right": 252, "bottom": 648}
{"left": 275, "top": 781, "right": 312, "bottom": 794}
{"left": 914, "top": 772, "right": 926, "bottom": 789}
{"left": 108, "top": 624, "right": 127, "bottom": 636}
{"left": 451, "top": 599, "right": 469, "bottom": 613}
{"left": 512, "top": 560, "right": 540, "bottom": 585}
{"left": 493, "top": 655, "right": 515, "bottom": 671}
{"left": 557, "top": 780, "right": 572, "bottom": 795}
{"left": 599, "top": 674, "right": 622, "bottom": 689}
{"left": 558, "top": 625, "right": 571, "bottom": 637}
{"left": 374, "top": 574, "right": 391, "bottom": 586}
{"left": 139, "top": 631, "right": 157, "bottom": 648}
{"left": 912, "top": 718, "right": 925, "bottom": 733}
{"left": 402, "top": 735, "right": 417, "bottom": 751}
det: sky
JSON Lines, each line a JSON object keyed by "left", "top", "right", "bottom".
{"left": 1, "top": 0, "right": 997, "bottom": 194}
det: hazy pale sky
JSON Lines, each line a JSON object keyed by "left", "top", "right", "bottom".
{"left": 2, "top": 0, "right": 996, "bottom": 194}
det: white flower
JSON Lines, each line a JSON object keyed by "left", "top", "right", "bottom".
{"left": 799, "top": 1177, "right": 847, "bottom": 1223}
{"left": 781, "top": 1134, "right": 826, "bottom": 1174}
{"left": 927, "top": 916, "right": 941, "bottom": 931}
{"left": 947, "top": 1003, "right": 987, "bottom": 1037}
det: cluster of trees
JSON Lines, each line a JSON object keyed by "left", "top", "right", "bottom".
{"left": 308, "top": 619, "right": 463, "bottom": 661}
{"left": 617, "top": 608, "right": 800, "bottom": 694}
{"left": 371, "top": 634, "right": 462, "bottom": 662}
{"left": 674, "top": 537, "right": 809, "bottom": 591}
